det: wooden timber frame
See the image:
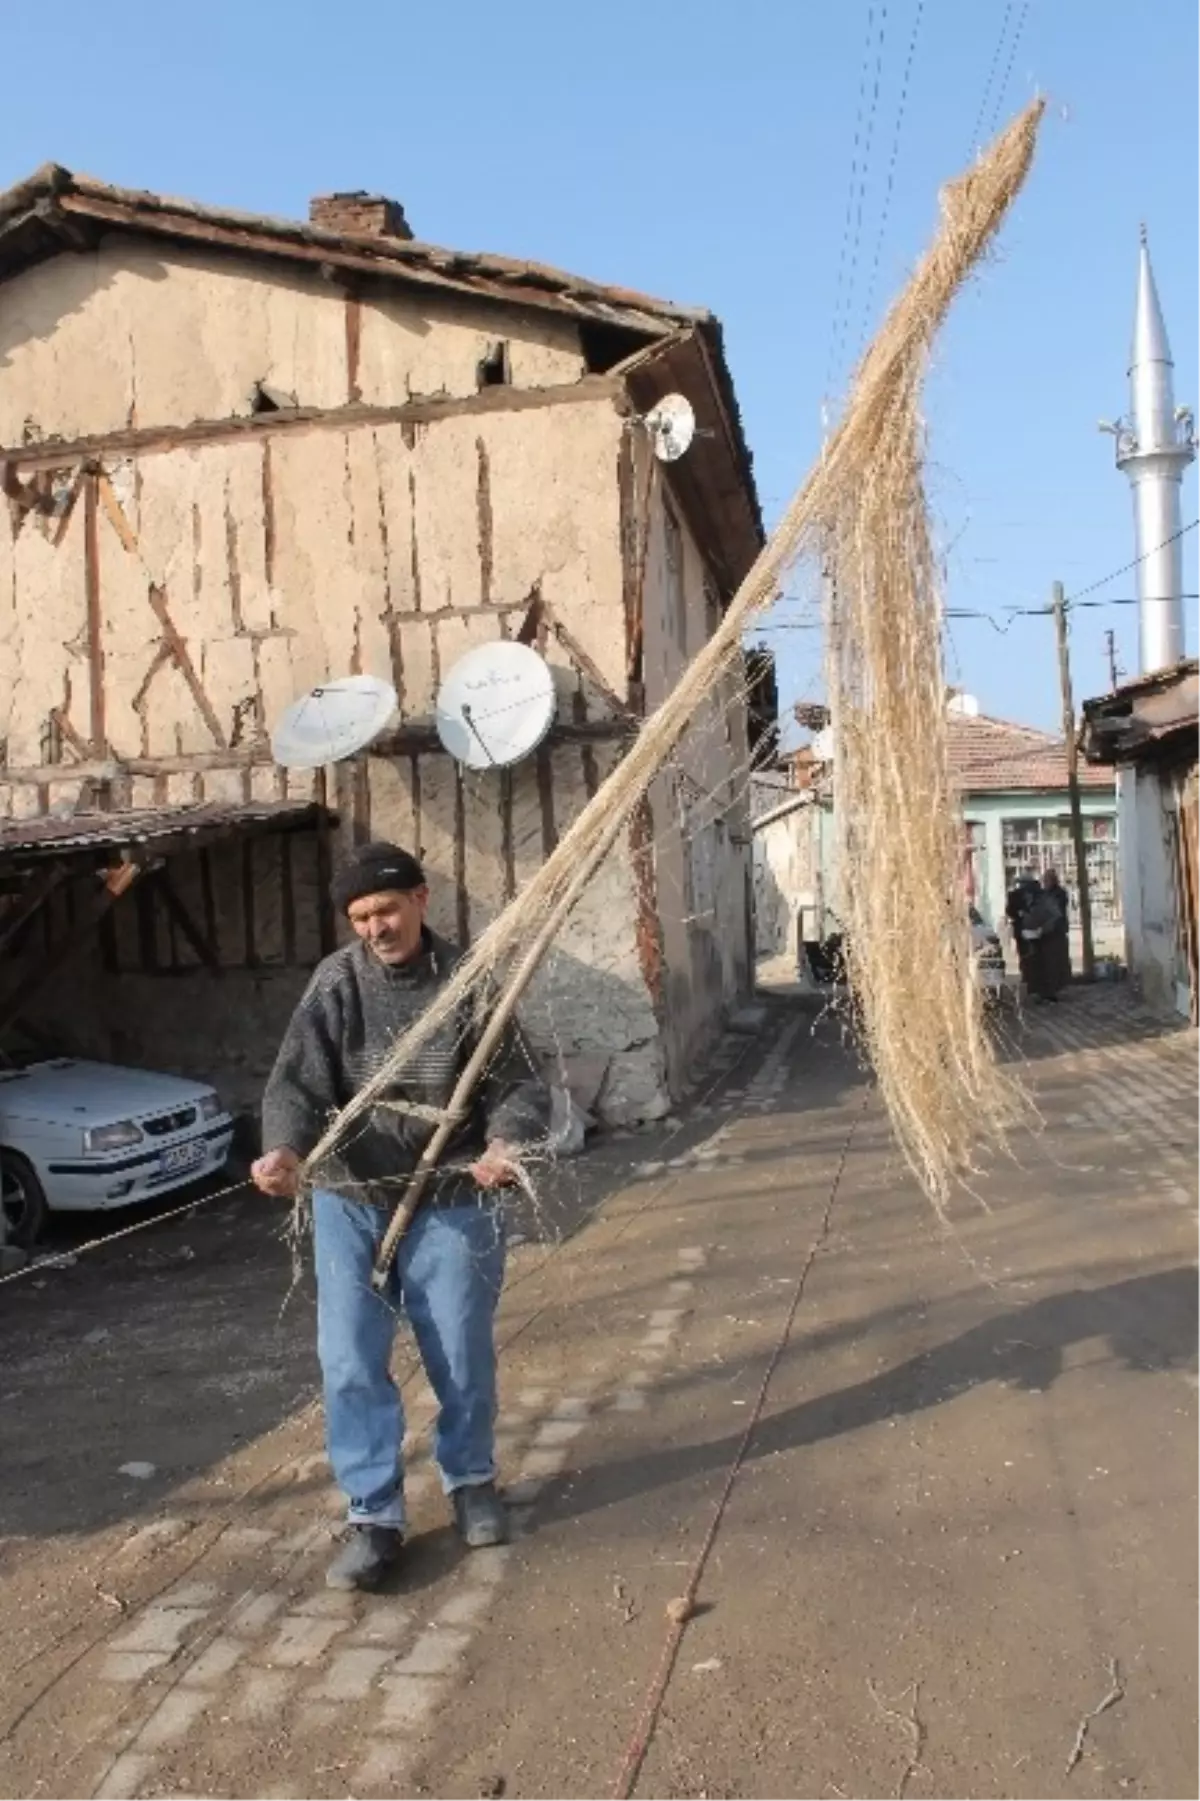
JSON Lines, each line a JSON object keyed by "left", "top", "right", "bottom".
{"left": 0, "top": 328, "right": 761, "bottom": 1022}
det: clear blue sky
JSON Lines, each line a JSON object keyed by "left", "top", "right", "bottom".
{"left": 2, "top": 1, "right": 1195, "bottom": 734}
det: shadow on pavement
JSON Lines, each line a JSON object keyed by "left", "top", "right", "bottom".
{"left": 546, "top": 1265, "right": 1199, "bottom": 1527}
{"left": 0, "top": 998, "right": 874, "bottom": 1546}
{"left": 990, "top": 984, "right": 1190, "bottom": 1066}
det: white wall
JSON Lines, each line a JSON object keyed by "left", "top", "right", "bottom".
{"left": 751, "top": 782, "right": 819, "bottom": 956}
{"left": 1121, "top": 764, "right": 1188, "bottom": 1015}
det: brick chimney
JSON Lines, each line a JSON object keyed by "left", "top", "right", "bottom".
{"left": 309, "top": 191, "right": 413, "bottom": 241}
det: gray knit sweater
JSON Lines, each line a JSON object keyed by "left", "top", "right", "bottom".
{"left": 262, "top": 928, "right": 550, "bottom": 1210}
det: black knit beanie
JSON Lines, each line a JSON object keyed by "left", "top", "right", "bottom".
{"left": 332, "top": 841, "right": 426, "bottom": 915}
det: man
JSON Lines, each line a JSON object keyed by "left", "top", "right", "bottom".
{"left": 253, "top": 842, "right": 549, "bottom": 1591}
{"left": 1004, "top": 874, "right": 1040, "bottom": 988}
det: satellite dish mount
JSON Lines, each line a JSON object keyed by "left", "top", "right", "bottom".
{"left": 643, "top": 393, "right": 697, "bottom": 463}
{"left": 270, "top": 674, "right": 397, "bottom": 770}
{"left": 435, "top": 642, "right": 556, "bottom": 771}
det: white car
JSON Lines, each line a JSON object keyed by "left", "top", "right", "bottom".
{"left": 0, "top": 1059, "right": 233, "bottom": 1246}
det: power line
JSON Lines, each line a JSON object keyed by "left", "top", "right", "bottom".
{"left": 750, "top": 596, "right": 1199, "bottom": 635}
{"left": 825, "top": 2, "right": 890, "bottom": 404}
{"left": 841, "top": 2, "right": 890, "bottom": 376}
{"left": 1064, "top": 520, "right": 1198, "bottom": 603}
{"left": 965, "top": 0, "right": 1016, "bottom": 152}
{"left": 759, "top": 520, "right": 1200, "bottom": 632}
{"left": 985, "top": 0, "right": 1030, "bottom": 139}
{"left": 855, "top": 0, "right": 925, "bottom": 362}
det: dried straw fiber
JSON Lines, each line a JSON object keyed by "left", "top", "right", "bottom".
{"left": 304, "top": 102, "right": 1043, "bottom": 1209}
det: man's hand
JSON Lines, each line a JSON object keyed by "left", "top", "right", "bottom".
{"left": 251, "top": 1146, "right": 302, "bottom": 1198}
{"left": 469, "top": 1140, "right": 521, "bottom": 1190}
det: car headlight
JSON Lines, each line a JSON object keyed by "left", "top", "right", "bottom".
{"left": 84, "top": 1120, "right": 144, "bottom": 1153}
{"left": 200, "top": 1094, "right": 223, "bottom": 1121}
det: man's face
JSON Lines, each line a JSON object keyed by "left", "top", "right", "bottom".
{"left": 1042, "top": 870, "right": 1057, "bottom": 890}
{"left": 347, "top": 887, "right": 429, "bottom": 964}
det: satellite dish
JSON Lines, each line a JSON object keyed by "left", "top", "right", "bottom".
{"left": 271, "top": 674, "right": 397, "bottom": 769}
{"left": 436, "top": 642, "right": 556, "bottom": 771}
{"left": 644, "top": 393, "right": 696, "bottom": 463}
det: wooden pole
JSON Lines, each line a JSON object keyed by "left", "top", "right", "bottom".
{"left": 1052, "top": 581, "right": 1095, "bottom": 980}
{"left": 313, "top": 766, "right": 337, "bottom": 956}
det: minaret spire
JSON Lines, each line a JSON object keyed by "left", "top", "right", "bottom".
{"left": 1108, "top": 229, "right": 1194, "bottom": 674}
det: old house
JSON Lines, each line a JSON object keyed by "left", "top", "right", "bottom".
{"left": 749, "top": 705, "right": 832, "bottom": 960}
{"left": 1081, "top": 659, "right": 1198, "bottom": 1019}
{"left": 0, "top": 167, "right": 765, "bottom": 1126}
{"left": 758, "top": 693, "right": 1122, "bottom": 968}
{"left": 946, "top": 694, "right": 1121, "bottom": 960}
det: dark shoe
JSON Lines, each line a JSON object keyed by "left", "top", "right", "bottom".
{"left": 452, "top": 1481, "right": 508, "bottom": 1549}
{"left": 326, "top": 1524, "right": 404, "bottom": 1590}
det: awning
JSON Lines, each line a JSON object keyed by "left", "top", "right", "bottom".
{"left": 0, "top": 799, "right": 327, "bottom": 871}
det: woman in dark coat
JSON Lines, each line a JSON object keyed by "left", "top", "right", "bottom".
{"left": 1040, "top": 867, "right": 1073, "bottom": 997}
{"left": 1005, "top": 874, "right": 1061, "bottom": 1002}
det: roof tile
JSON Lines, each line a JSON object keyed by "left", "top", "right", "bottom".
{"left": 947, "top": 711, "right": 1114, "bottom": 795}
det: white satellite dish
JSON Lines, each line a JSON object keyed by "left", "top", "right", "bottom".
{"left": 271, "top": 674, "right": 397, "bottom": 769}
{"left": 644, "top": 393, "right": 696, "bottom": 463}
{"left": 436, "top": 642, "right": 556, "bottom": 771}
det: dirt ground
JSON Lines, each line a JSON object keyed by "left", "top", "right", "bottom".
{"left": 0, "top": 985, "right": 1195, "bottom": 1801}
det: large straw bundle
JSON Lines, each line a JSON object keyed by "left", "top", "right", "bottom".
{"left": 303, "top": 102, "right": 1043, "bottom": 1207}
{"left": 820, "top": 323, "right": 1021, "bottom": 1205}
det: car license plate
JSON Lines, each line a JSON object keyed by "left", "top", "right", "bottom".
{"left": 162, "top": 1141, "right": 204, "bottom": 1175}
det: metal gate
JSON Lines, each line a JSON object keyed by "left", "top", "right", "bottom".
{"left": 1001, "top": 814, "right": 1122, "bottom": 925}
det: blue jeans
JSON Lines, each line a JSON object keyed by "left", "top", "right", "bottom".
{"left": 312, "top": 1189, "right": 506, "bottom": 1531}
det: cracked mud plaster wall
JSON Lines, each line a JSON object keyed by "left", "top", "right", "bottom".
{"left": 370, "top": 745, "right": 670, "bottom": 1125}
{"left": 0, "top": 237, "right": 585, "bottom": 444}
{"left": 0, "top": 401, "right": 631, "bottom": 775}
{"left": 0, "top": 321, "right": 668, "bottom": 1117}
{"left": 639, "top": 450, "right": 753, "bottom": 1092}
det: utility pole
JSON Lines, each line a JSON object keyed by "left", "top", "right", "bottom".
{"left": 1105, "top": 628, "right": 1120, "bottom": 691}
{"left": 1052, "top": 581, "right": 1095, "bottom": 979}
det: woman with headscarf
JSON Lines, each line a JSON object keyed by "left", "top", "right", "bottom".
{"left": 1005, "top": 874, "right": 1060, "bottom": 1002}
{"left": 1040, "top": 867, "right": 1072, "bottom": 997}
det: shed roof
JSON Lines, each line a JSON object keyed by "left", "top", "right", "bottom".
{"left": 0, "top": 799, "right": 324, "bottom": 868}
{"left": 947, "top": 711, "right": 1114, "bottom": 796}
